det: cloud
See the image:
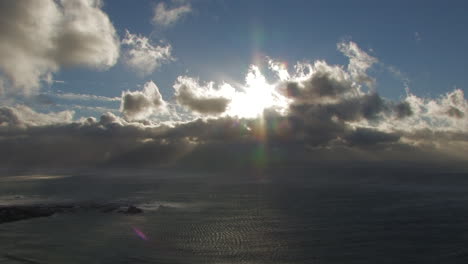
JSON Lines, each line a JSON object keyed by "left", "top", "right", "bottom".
{"left": 281, "top": 60, "right": 360, "bottom": 104}
{"left": 0, "top": 41, "right": 467, "bottom": 169}
{"left": 173, "top": 76, "right": 231, "bottom": 115}
{"left": 394, "top": 101, "right": 413, "bottom": 119}
{"left": 415, "top": 32, "right": 422, "bottom": 42}
{"left": 392, "top": 89, "right": 468, "bottom": 132}
{"left": 0, "top": 108, "right": 194, "bottom": 168}
{"left": 64, "top": 105, "right": 120, "bottom": 115}
{"left": 55, "top": 92, "right": 121, "bottom": 102}
{"left": 337, "top": 41, "right": 378, "bottom": 87}
{"left": 268, "top": 60, "right": 290, "bottom": 81}
{"left": 0, "top": 105, "right": 464, "bottom": 169}
{"left": 121, "top": 30, "right": 172, "bottom": 76}
{"left": 447, "top": 106, "right": 464, "bottom": 119}
{"left": 152, "top": 1, "right": 192, "bottom": 27}
{"left": 120, "top": 81, "right": 166, "bottom": 120}
{"left": 0, "top": 78, "right": 5, "bottom": 96}
{"left": 344, "top": 127, "right": 400, "bottom": 147}
{"left": 0, "top": 0, "right": 119, "bottom": 94}
{"left": 387, "top": 65, "right": 411, "bottom": 94}
{"left": 0, "top": 105, "right": 74, "bottom": 127}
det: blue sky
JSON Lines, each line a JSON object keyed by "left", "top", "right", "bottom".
{"left": 33, "top": 0, "right": 468, "bottom": 117}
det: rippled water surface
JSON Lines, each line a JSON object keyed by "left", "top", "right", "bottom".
{"left": 1, "top": 167, "right": 468, "bottom": 263}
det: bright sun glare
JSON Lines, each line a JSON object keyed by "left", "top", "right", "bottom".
{"left": 226, "top": 66, "right": 289, "bottom": 118}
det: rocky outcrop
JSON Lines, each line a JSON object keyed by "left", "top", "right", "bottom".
{"left": 0, "top": 202, "right": 143, "bottom": 224}
{"left": 122, "top": 205, "right": 143, "bottom": 214}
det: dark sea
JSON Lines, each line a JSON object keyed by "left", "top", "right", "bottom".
{"left": 1, "top": 165, "right": 468, "bottom": 264}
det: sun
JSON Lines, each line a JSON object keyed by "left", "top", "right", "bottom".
{"left": 226, "top": 66, "right": 289, "bottom": 118}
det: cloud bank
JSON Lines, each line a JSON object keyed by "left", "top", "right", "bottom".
{"left": 0, "top": 0, "right": 120, "bottom": 94}
{"left": 0, "top": 41, "right": 467, "bottom": 169}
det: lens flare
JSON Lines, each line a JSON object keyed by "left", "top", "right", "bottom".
{"left": 132, "top": 226, "right": 148, "bottom": 241}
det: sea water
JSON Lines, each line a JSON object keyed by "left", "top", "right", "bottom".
{"left": 1, "top": 166, "right": 468, "bottom": 264}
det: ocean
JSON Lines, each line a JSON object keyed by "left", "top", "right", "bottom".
{"left": 1, "top": 166, "right": 468, "bottom": 263}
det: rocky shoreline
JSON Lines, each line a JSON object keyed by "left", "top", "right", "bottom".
{"left": 0, "top": 202, "right": 143, "bottom": 224}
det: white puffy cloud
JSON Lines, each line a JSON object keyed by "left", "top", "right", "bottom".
{"left": 152, "top": 1, "right": 192, "bottom": 27}
{"left": 120, "top": 81, "right": 166, "bottom": 120}
{"left": 0, "top": 0, "right": 120, "bottom": 94}
{"left": 173, "top": 76, "right": 232, "bottom": 115}
{"left": 122, "top": 30, "right": 173, "bottom": 76}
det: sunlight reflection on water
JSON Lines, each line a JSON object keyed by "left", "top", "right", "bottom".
{"left": 1, "top": 168, "right": 468, "bottom": 263}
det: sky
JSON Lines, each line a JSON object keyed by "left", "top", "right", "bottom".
{"left": 0, "top": 0, "right": 467, "bottom": 169}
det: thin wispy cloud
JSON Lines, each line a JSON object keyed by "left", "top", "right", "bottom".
{"left": 55, "top": 92, "right": 121, "bottom": 102}
{"left": 152, "top": 0, "right": 192, "bottom": 27}
{"left": 338, "top": 41, "right": 378, "bottom": 88}
{"left": 415, "top": 31, "right": 422, "bottom": 42}
{"left": 122, "top": 30, "right": 173, "bottom": 76}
